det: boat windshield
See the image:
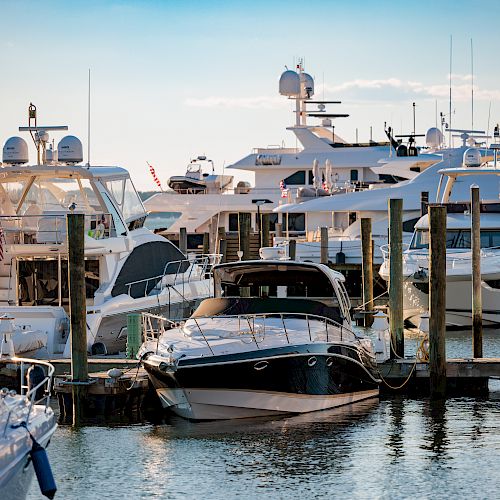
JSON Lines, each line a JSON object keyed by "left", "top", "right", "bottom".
{"left": 0, "top": 177, "right": 102, "bottom": 215}
{"left": 103, "top": 178, "right": 145, "bottom": 222}
{"left": 410, "top": 229, "right": 500, "bottom": 249}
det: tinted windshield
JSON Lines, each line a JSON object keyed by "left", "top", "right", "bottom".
{"left": 411, "top": 229, "right": 500, "bottom": 249}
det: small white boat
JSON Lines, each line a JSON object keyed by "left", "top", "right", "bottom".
{"left": 0, "top": 357, "right": 57, "bottom": 499}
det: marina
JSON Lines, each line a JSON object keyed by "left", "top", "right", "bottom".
{"left": 2, "top": 1, "right": 500, "bottom": 498}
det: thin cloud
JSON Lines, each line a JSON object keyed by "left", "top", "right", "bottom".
{"left": 185, "top": 74, "right": 500, "bottom": 110}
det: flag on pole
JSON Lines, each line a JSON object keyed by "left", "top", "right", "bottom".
{"left": 147, "top": 162, "right": 163, "bottom": 191}
{"left": 0, "top": 224, "right": 5, "bottom": 262}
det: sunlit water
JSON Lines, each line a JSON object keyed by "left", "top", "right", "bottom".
{"left": 28, "top": 330, "right": 500, "bottom": 499}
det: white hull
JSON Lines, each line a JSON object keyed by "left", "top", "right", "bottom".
{"left": 403, "top": 278, "right": 500, "bottom": 327}
{"left": 157, "top": 387, "right": 379, "bottom": 421}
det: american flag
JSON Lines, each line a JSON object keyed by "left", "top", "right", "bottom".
{"left": 322, "top": 180, "right": 329, "bottom": 193}
{"left": 147, "top": 162, "right": 163, "bottom": 190}
{"left": 280, "top": 179, "right": 288, "bottom": 198}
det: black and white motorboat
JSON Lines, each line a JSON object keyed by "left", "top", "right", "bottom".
{"left": 140, "top": 260, "right": 380, "bottom": 420}
{"left": 0, "top": 356, "right": 57, "bottom": 499}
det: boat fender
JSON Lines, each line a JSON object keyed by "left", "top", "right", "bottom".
{"left": 30, "top": 437, "right": 57, "bottom": 499}
{"left": 27, "top": 365, "right": 46, "bottom": 402}
{"left": 335, "top": 252, "right": 345, "bottom": 265}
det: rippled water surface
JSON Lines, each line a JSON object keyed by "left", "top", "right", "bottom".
{"left": 28, "top": 331, "right": 500, "bottom": 499}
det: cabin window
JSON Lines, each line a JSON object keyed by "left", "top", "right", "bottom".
{"left": 268, "top": 213, "right": 279, "bottom": 231}
{"left": 287, "top": 213, "right": 305, "bottom": 232}
{"left": 102, "top": 193, "right": 127, "bottom": 236}
{"left": 411, "top": 229, "right": 500, "bottom": 250}
{"left": 308, "top": 170, "right": 314, "bottom": 185}
{"left": 283, "top": 171, "right": 306, "bottom": 185}
{"left": 18, "top": 258, "right": 99, "bottom": 308}
{"left": 350, "top": 169, "right": 359, "bottom": 182}
{"left": 402, "top": 217, "right": 420, "bottom": 233}
{"left": 104, "top": 179, "right": 145, "bottom": 223}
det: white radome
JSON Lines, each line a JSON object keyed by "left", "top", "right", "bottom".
{"left": 279, "top": 70, "right": 301, "bottom": 97}
{"left": 463, "top": 147, "right": 482, "bottom": 168}
{"left": 2, "top": 136, "right": 29, "bottom": 164}
{"left": 425, "top": 127, "right": 443, "bottom": 149}
{"left": 57, "top": 135, "right": 83, "bottom": 164}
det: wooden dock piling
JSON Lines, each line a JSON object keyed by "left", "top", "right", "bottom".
{"left": 361, "top": 218, "right": 374, "bottom": 327}
{"left": 275, "top": 222, "right": 283, "bottom": 238}
{"left": 320, "top": 227, "right": 328, "bottom": 264}
{"left": 429, "top": 204, "right": 447, "bottom": 398}
{"left": 388, "top": 199, "right": 404, "bottom": 358}
{"left": 471, "top": 185, "right": 483, "bottom": 358}
{"left": 67, "top": 213, "right": 88, "bottom": 426}
{"left": 179, "top": 227, "right": 187, "bottom": 254}
{"left": 288, "top": 239, "right": 296, "bottom": 260}
{"left": 238, "top": 213, "right": 251, "bottom": 260}
{"left": 261, "top": 213, "right": 270, "bottom": 248}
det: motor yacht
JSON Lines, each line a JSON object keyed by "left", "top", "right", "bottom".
{"left": 379, "top": 148, "right": 500, "bottom": 327}
{"left": 0, "top": 106, "right": 215, "bottom": 357}
{"left": 144, "top": 62, "right": 415, "bottom": 249}
{"left": 139, "top": 260, "right": 380, "bottom": 420}
{"left": 262, "top": 130, "right": 497, "bottom": 265}
{"left": 0, "top": 356, "right": 57, "bottom": 499}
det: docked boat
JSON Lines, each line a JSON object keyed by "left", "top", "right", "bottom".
{"left": 0, "top": 105, "right": 215, "bottom": 358}
{"left": 379, "top": 148, "right": 500, "bottom": 327}
{"left": 140, "top": 260, "right": 380, "bottom": 420}
{"left": 167, "top": 156, "right": 233, "bottom": 194}
{"left": 144, "top": 62, "right": 413, "bottom": 249}
{"left": 0, "top": 355, "right": 57, "bottom": 499}
{"left": 263, "top": 130, "right": 497, "bottom": 265}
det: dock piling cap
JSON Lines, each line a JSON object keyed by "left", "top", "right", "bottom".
{"left": 0, "top": 314, "right": 15, "bottom": 334}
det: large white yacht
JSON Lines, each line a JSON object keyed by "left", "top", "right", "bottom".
{"left": 263, "top": 130, "right": 496, "bottom": 264}
{"left": 0, "top": 106, "right": 214, "bottom": 357}
{"left": 379, "top": 148, "right": 500, "bottom": 327}
{"left": 144, "top": 63, "right": 418, "bottom": 247}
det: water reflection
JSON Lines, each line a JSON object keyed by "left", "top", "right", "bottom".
{"left": 421, "top": 399, "right": 449, "bottom": 460}
{"left": 386, "top": 396, "right": 406, "bottom": 462}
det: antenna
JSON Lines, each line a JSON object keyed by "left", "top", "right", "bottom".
{"left": 486, "top": 101, "right": 492, "bottom": 144}
{"left": 471, "top": 38, "right": 474, "bottom": 132}
{"left": 449, "top": 35, "right": 453, "bottom": 148}
{"left": 412, "top": 102, "right": 416, "bottom": 137}
{"left": 87, "top": 68, "right": 91, "bottom": 166}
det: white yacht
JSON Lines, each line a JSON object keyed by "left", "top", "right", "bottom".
{"left": 144, "top": 62, "right": 413, "bottom": 248}
{"left": 0, "top": 356, "right": 57, "bottom": 499}
{"left": 379, "top": 148, "right": 500, "bottom": 327}
{"left": 0, "top": 106, "right": 214, "bottom": 358}
{"left": 263, "top": 130, "right": 496, "bottom": 264}
{"left": 140, "top": 260, "right": 380, "bottom": 421}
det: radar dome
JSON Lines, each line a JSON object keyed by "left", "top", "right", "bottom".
{"left": 57, "top": 135, "right": 83, "bottom": 164}
{"left": 2, "top": 137, "right": 29, "bottom": 165}
{"left": 425, "top": 127, "right": 443, "bottom": 148}
{"left": 463, "top": 148, "right": 482, "bottom": 168}
{"left": 301, "top": 72, "right": 314, "bottom": 97}
{"left": 279, "top": 70, "right": 300, "bottom": 97}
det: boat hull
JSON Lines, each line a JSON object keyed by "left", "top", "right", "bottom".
{"left": 144, "top": 344, "right": 379, "bottom": 420}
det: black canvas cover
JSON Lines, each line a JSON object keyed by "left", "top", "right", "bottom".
{"left": 112, "top": 240, "right": 187, "bottom": 298}
{"left": 191, "top": 297, "right": 343, "bottom": 324}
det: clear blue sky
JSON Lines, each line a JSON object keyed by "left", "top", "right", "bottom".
{"left": 1, "top": 0, "right": 500, "bottom": 189}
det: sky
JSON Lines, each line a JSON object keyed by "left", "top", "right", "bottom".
{"left": 1, "top": 0, "right": 500, "bottom": 190}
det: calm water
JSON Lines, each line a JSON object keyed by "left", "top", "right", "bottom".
{"left": 29, "top": 330, "right": 500, "bottom": 500}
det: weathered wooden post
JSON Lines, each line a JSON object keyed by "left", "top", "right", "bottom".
{"left": 320, "top": 226, "right": 328, "bottom": 264}
{"left": 202, "top": 232, "right": 210, "bottom": 254}
{"left": 361, "top": 218, "right": 374, "bottom": 327}
{"left": 421, "top": 191, "right": 429, "bottom": 216}
{"left": 217, "top": 227, "right": 226, "bottom": 263}
{"left": 179, "top": 227, "right": 187, "bottom": 254}
{"left": 261, "top": 213, "right": 270, "bottom": 248}
{"left": 67, "top": 212, "right": 88, "bottom": 426}
{"left": 389, "top": 198, "right": 404, "bottom": 358}
{"left": 471, "top": 185, "right": 483, "bottom": 357}
{"left": 429, "top": 204, "right": 447, "bottom": 398}
{"left": 275, "top": 222, "right": 283, "bottom": 238}
{"left": 238, "top": 213, "right": 251, "bottom": 260}
{"left": 288, "top": 239, "right": 296, "bottom": 260}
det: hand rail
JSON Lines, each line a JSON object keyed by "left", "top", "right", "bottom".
{"left": 1, "top": 357, "right": 55, "bottom": 437}
{"left": 125, "top": 254, "right": 221, "bottom": 298}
